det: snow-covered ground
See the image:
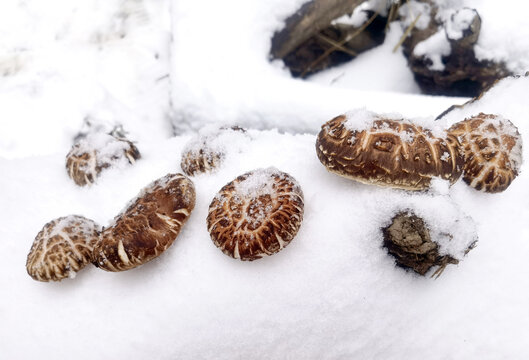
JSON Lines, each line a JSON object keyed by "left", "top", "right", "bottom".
{"left": 1, "top": 1, "right": 529, "bottom": 359}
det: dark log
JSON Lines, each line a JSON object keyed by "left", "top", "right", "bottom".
{"left": 271, "top": 0, "right": 366, "bottom": 59}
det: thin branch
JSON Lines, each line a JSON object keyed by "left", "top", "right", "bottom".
{"left": 301, "top": 10, "right": 380, "bottom": 77}
{"left": 392, "top": 12, "right": 421, "bottom": 53}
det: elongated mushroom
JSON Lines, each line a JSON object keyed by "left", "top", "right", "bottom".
{"left": 316, "top": 109, "right": 464, "bottom": 190}
{"left": 93, "top": 173, "right": 195, "bottom": 272}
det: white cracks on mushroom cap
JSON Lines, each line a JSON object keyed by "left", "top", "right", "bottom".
{"left": 207, "top": 168, "right": 304, "bottom": 261}
{"left": 93, "top": 173, "right": 195, "bottom": 272}
{"left": 26, "top": 215, "right": 101, "bottom": 282}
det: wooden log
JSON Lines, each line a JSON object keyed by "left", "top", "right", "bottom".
{"left": 271, "top": 0, "right": 366, "bottom": 59}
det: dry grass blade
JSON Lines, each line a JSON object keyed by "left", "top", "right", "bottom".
{"left": 385, "top": 0, "right": 404, "bottom": 33}
{"left": 301, "top": 9, "right": 380, "bottom": 77}
{"left": 316, "top": 34, "right": 358, "bottom": 57}
{"left": 392, "top": 12, "right": 421, "bottom": 53}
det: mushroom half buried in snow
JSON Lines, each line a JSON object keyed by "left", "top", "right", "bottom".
{"left": 66, "top": 132, "right": 141, "bottom": 186}
{"left": 93, "top": 173, "right": 195, "bottom": 272}
{"left": 448, "top": 113, "right": 523, "bottom": 193}
{"left": 180, "top": 126, "right": 247, "bottom": 176}
{"left": 26, "top": 215, "right": 101, "bottom": 282}
{"left": 316, "top": 109, "right": 464, "bottom": 190}
{"left": 382, "top": 211, "right": 476, "bottom": 278}
{"left": 207, "top": 167, "right": 304, "bottom": 261}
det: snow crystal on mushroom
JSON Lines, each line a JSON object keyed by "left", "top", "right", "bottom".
{"left": 66, "top": 131, "right": 140, "bottom": 186}
{"left": 180, "top": 126, "right": 248, "bottom": 176}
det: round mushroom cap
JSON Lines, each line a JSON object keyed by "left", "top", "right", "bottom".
{"left": 316, "top": 110, "right": 464, "bottom": 190}
{"left": 66, "top": 132, "right": 141, "bottom": 186}
{"left": 448, "top": 113, "right": 523, "bottom": 193}
{"left": 207, "top": 167, "right": 304, "bottom": 261}
{"left": 93, "top": 173, "right": 196, "bottom": 272}
{"left": 26, "top": 215, "right": 101, "bottom": 282}
{"left": 180, "top": 126, "right": 246, "bottom": 176}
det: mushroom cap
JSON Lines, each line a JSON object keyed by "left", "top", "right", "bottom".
{"left": 26, "top": 215, "right": 101, "bottom": 282}
{"left": 207, "top": 167, "right": 304, "bottom": 261}
{"left": 316, "top": 112, "right": 464, "bottom": 190}
{"left": 448, "top": 113, "right": 523, "bottom": 193}
{"left": 66, "top": 132, "right": 141, "bottom": 186}
{"left": 93, "top": 173, "right": 195, "bottom": 272}
{"left": 180, "top": 126, "right": 246, "bottom": 176}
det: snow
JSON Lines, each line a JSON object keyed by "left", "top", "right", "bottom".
{"left": 181, "top": 126, "right": 250, "bottom": 173}
{"left": 332, "top": 8, "right": 368, "bottom": 28}
{"left": 398, "top": 0, "right": 432, "bottom": 31}
{"left": 413, "top": 29, "right": 451, "bottom": 71}
{"left": 0, "top": 0, "right": 172, "bottom": 159}
{"left": 308, "top": 23, "right": 422, "bottom": 94}
{"left": 445, "top": 8, "right": 478, "bottom": 41}
{"left": 70, "top": 132, "right": 135, "bottom": 168}
{"left": 1, "top": 0, "right": 529, "bottom": 359}
{"left": 233, "top": 167, "right": 283, "bottom": 198}
{"left": 170, "top": 0, "right": 459, "bottom": 134}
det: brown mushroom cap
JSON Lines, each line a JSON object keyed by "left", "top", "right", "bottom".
{"left": 66, "top": 132, "right": 141, "bottom": 186}
{"left": 207, "top": 168, "right": 304, "bottom": 261}
{"left": 448, "top": 113, "right": 523, "bottom": 193}
{"left": 93, "top": 173, "right": 195, "bottom": 272}
{"left": 26, "top": 215, "right": 101, "bottom": 282}
{"left": 180, "top": 126, "right": 246, "bottom": 176}
{"left": 316, "top": 111, "right": 464, "bottom": 190}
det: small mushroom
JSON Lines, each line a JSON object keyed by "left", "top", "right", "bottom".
{"left": 180, "top": 126, "right": 246, "bottom": 176}
{"left": 382, "top": 211, "right": 473, "bottom": 278}
{"left": 26, "top": 215, "right": 101, "bottom": 282}
{"left": 448, "top": 113, "right": 523, "bottom": 193}
{"left": 93, "top": 173, "right": 195, "bottom": 272}
{"left": 316, "top": 110, "right": 464, "bottom": 190}
{"left": 207, "top": 167, "right": 304, "bottom": 261}
{"left": 66, "top": 132, "right": 141, "bottom": 186}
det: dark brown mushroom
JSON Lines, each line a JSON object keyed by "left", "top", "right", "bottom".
{"left": 93, "top": 173, "right": 195, "bottom": 272}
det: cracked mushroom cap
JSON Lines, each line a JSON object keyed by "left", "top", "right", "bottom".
{"left": 207, "top": 167, "right": 304, "bottom": 261}
{"left": 316, "top": 110, "right": 464, "bottom": 190}
{"left": 93, "top": 173, "right": 195, "bottom": 272}
{"left": 180, "top": 126, "right": 246, "bottom": 176}
{"left": 26, "top": 215, "right": 101, "bottom": 282}
{"left": 66, "top": 132, "right": 141, "bottom": 186}
{"left": 448, "top": 113, "right": 523, "bottom": 193}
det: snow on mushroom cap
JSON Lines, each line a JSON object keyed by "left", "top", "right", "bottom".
{"left": 207, "top": 167, "right": 304, "bottom": 261}
{"left": 181, "top": 125, "right": 249, "bottom": 176}
{"left": 26, "top": 215, "right": 101, "bottom": 282}
{"left": 234, "top": 167, "right": 286, "bottom": 197}
{"left": 342, "top": 108, "right": 448, "bottom": 143}
{"left": 71, "top": 132, "right": 137, "bottom": 167}
{"left": 445, "top": 8, "right": 479, "bottom": 41}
